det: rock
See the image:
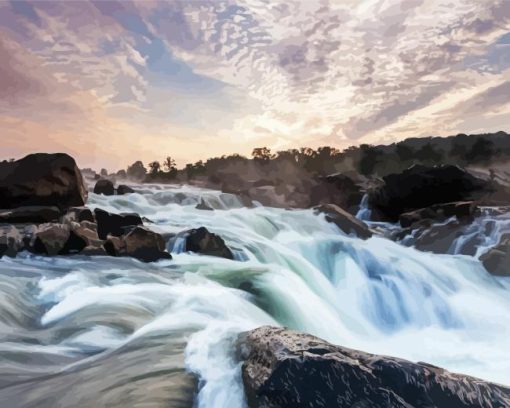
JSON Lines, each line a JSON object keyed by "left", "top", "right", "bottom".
{"left": 80, "top": 245, "right": 108, "bottom": 256}
{"left": 117, "top": 184, "right": 135, "bottom": 195}
{"left": 94, "top": 208, "right": 143, "bottom": 239}
{"left": 32, "top": 224, "right": 70, "bottom": 256}
{"left": 369, "top": 165, "right": 490, "bottom": 221}
{"left": 310, "top": 173, "right": 364, "bottom": 214}
{"left": 93, "top": 179, "right": 115, "bottom": 196}
{"left": 0, "top": 225, "right": 23, "bottom": 257}
{"left": 63, "top": 206, "right": 94, "bottom": 223}
{"left": 238, "top": 326, "right": 510, "bottom": 408}
{"left": 195, "top": 198, "right": 214, "bottom": 211}
{"left": 314, "top": 204, "right": 372, "bottom": 239}
{"left": 183, "top": 227, "right": 234, "bottom": 259}
{"left": 103, "top": 235, "right": 125, "bottom": 257}
{"left": 480, "top": 238, "right": 510, "bottom": 276}
{"left": 0, "top": 153, "right": 87, "bottom": 210}
{"left": 123, "top": 226, "right": 172, "bottom": 262}
{"left": 413, "top": 219, "right": 465, "bottom": 254}
{"left": 400, "top": 201, "right": 479, "bottom": 228}
{"left": 0, "top": 206, "right": 61, "bottom": 224}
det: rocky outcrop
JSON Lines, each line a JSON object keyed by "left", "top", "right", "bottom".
{"left": 93, "top": 179, "right": 115, "bottom": 196}
{"left": 369, "top": 165, "right": 492, "bottom": 221}
{"left": 117, "top": 184, "right": 135, "bottom": 195}
{"left": 310, "top": 173, "right": 365, "bottom": 214}
{"left": 399, "top": 201, "right": 478, "bottom": 228}
{"left": 94, "top": 208, "right": 143, "bottom": 239}
{"left": 32, "top": 224, "right": 71, "bottom": 256}
{"left": 0, "top": 153, "right": 87, "bottom": 209}
{"left": 238, "top": 326, "right": 510, "bottom": 408}
{"left": 480, "top": 236, "right": 510, "bottom": 276}
{"left": 314, "top": 204, "right": 372, "bottom": 239}
{"left": 182, "top": 227, "right": 234, "bottom": 259}
{"left": 0, "top": 206, "right": 61, "bottom": 224}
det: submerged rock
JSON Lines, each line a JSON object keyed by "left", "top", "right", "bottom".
{"left": 183, "top": 227, "right": 234, "bottom": 259}
{"left": 94, "top": 208, "right": 143, "bottom": 239}
{"left": 238, "top": 326, "right": 510, "bottom": 408}
{"left": 195, "top": 198, "right": 214, "bottom": 211}
{"left": 0, "top": 153, "right": 87, "bottom": 210}
{"left": 0, "top": 206, "right": 61, "bottom": 224}
{"left": 117, "top": 184, "right": 135, "bottom": 195}
{"left": 93, "top": 179, "right": 115, "bottom": 196}
{"left": 314, "top": 204, "right": 372, "bottom": 239}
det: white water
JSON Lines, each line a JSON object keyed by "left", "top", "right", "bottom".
{"left": 356, "top": 193, "right": 372, "bottom": 221}
{"left": 1, "top": 184, "right": 510, "bottom": 407}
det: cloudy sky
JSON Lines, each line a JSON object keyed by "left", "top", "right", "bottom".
{"left": 1, "top": 0, "right": 509, "bottom": 170}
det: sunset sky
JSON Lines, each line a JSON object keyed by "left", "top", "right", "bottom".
{"left": 1, "top": 0, "right": 509, "bottom": 170}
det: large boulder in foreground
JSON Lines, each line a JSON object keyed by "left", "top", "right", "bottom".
{"left": 369, "top": 165, "right": 491, "bottom": 221}
{"left": 314, "top": 204, "right": 372, "bottom": 239}
{"left": 94, "top": 208, "right": 143, "bottom": 239}
{"left": 238, "top": 326, "right": 510, "bottom": 408}
{"left": 183, "top": 227, "right": 234, "bottom": 259}
{"left": 0, "top": 153, "right": 87, "bottom": 210}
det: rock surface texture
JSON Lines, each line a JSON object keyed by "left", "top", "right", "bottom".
{"left": 238, "top": 326, "right": 510, "bottom": 408}
{"left": 314, "top": 204, "right": 372, "bottom": 239}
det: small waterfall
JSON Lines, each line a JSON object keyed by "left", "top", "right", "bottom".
{"left": 356, "top": 193, "right": 372, "bottom": 221}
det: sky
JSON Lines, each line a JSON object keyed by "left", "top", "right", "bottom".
{"left": 1, "top": 0, "right": 509, "bottom": 170}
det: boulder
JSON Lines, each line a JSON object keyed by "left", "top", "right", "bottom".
{"left": 0, "top": 153, "right": 87, "bottom": 210}
{"left": 93, "top": 179, "right": 115, "bottom": 196}
{"left": 117, "top": 184, "right": 135, "bottom": 195}
{"left": 123, "top": 226, "right": 172, "bottom": 262}
{"left": 94, "top": 208, "right": 143, "bottom": 239}
{"left": 32, "top": 224, "right": 70, "bottom": 256}
{"left": 400, "top": 201, "right": 479, "bottom": 228}
{"left": 0, "top": 225, "right": 23, "bottom": 257}
{"left": 195, "top": 198, "right": 214, "bottom": 211}
{"left": 413, "top": 219, "right": 465, "bottom": 254}
{"left": 183, "top": 227, "right": 234, "bottom": 259}
{"left": 369, "top": 165, "right": 490, "bottom": 221}
{"left": 62, "top": 206, "right": 94, "bottom": 223}
{"left": 310, "top": 173, "right": 364, "bottom": 214}
{"left": 238, "top": 326, "right": 510, "bottom": 408}
{"left": 314, "top": 204, "right": 372, "bottom": 239}
{"left": 0, "top": 206, "right": 61, "bottom": 224}
{"left": 103, "top": 235, "right": 125, "bottom": 257}
{"left": 480, "top": 238, "right": 510, "bottom": 276}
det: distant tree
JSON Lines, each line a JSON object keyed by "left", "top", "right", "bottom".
{"left": 395, "top": 143, "right": 415, "bottom": 161}
{"left": 358, "top": 144, "right": 382, "bottom": 175}
{"left": 100, "top": 168, "right": 108, "bottom": 177}
{"left": 163, "top": 156, "right": 176, "bottom": 172}
{"left": 415, "top": 143, "right": 443, "bottom": 163}
{"left": 252, "top": 147, "right": 273, "bottom": 162}
{"left": 148, "top": 161, "right": 161, "bottom": 175}
{"left": 126, "top": 161, "right": 147, "bottom": 180}
{"left": 450, "top": 140, "right": 468, "bottom": 160}
{"left": 466, "top": 138, "right": 495, "bottom": 163}
{"left": 116, "top": 169, "right": 127, "bottom": 179}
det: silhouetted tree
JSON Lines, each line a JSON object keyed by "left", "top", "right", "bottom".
{"left": 466, "top": 138, "right": 495, "bottom": 163}
{"left": 252, "top": 147, "right": 273, "bottom": 162}
{"left": 416, "top": 143, "right": 443, "bottom": 163}
{"left": 126, "top": 161, "right": 147, "bottom": 180}
{"left": 100, "top": 168, "right": 108, "bottom": 177}
{"left": 395, "top": 143, "right": 415, "bottom": 161}
{"left": 358, "top": 144, "right": 382, "bottom": 175}
{"left": 163, "top": 156, "right": 176, "bottom": 172}
{"left": 148, "top": 161, "right": 161, "bottom": 175}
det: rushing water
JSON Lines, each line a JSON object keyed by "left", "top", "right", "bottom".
{"left": 0, "top": 185, "right": 509, "bottom": 407}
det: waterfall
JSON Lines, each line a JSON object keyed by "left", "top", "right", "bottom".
{"left": 0, "top": 184, "right": 509, "bottom": 407}
{"left": 356, "top": 193, "right": 372, "bottom": 221}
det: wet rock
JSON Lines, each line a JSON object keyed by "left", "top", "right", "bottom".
{"left": 400, "top": 201, "right": 478, "bottom": 228}
{"left": 480, "top": 238, "right": 510, "bottom": 276}
{"left": 93, "top": 179, "right": 115, "bottom": 196}
{"left": 314, "top": 204, "right": 372, "bottom": 239}
{"left": 413, "top": 219, "right": 465, "bottom": 254}
{"left": 123, "top": 226, "right": 172, "bottom": 262}
{"left": 369, "top": 165, "right": 490, "bottom": 221}
{"left": 103, "top": 235, "right": 125, "bottom": 257}
{"left": 32, "top": 224, "right": 71, "bottom": 256}
{"left": 80, "top": 244, "right": 108, "bottom": 256}
{"left": 0, "top": 225, "right": 23, "bottom": 257}
{"left": 238, "top": 326, "right": 510, "bottom": 408}
{"left": 310, "top": 173, "right": 364, "bottom": 214}
{"left": 94, "top": 208, "right": 143, "bottom": 239}
{"left": 183, "top": 227, "right": 234, "bottom": 259}
{"left": 62, "top": 206, "right": 94, "bottom": 223}
{"left": 117, "top": 185, "right": 135, "bottom": 195}
{"left": 195, "top": 198, "right": 214, "bottom": 211}
{"left": 0, "top": 206, "right": 61, "bottom": 224}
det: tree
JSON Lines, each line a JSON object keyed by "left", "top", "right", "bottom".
{"left": 163, "top": 156, "right": 176, "bottom": 172}
{"left": 358, "top": 144, "right": 382, "bottom": 175}
{"left": 415, "top": 143, "right": 443, "bottom": 163}
{"left": 100, "top": 168, "right": 108, "bottom": 177}
{"left": 395, "top": 143, "right": 415, "bottom": 161}
{"left": 252, "top": 147, "right": 273, "bottom": 162}
{"left": 126, "top": 161, "right": 147, "bottom": 180}
{"left": 148, "top": 161, "right": 161, "bottom": 175}
{"left": 466, "top": 138, "right": 495, "bottom": 163}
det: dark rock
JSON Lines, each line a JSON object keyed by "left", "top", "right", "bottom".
{"left": 93, "top": 179, "right": 115, "bottom": 196}
{"left": 32, "top": 224, "right": 71, "bottom": 256}
{"left": 0, "top": 153, "right": 87, "bottom": 210}
{"left": 117, "top": 185, "right": 135, "bottom": 195}
{"left": 184, "top": 227, "right": 234, "bottom": 259}
{"left": 80, "top": 245, "right": 108, "bottom": 256}
{"left": 63, "top": 206, "right": 94, "bottom": 223}
{"left": 195, "top": 198, "right": 214, "bottom": 211}
{"left": 238, "top": 326, "right": 510, "bottom": 408}
{"left": 369, "top": 165, "right": 491, "bottom": 221}
{"left": 104, "top": 235, "right": 125, "bottom": 257}
{"left": 94, "top": 208, "right": 143, "bottom": 239}
{"left": 314, "top": 204, "right": 372, "bottom": 239}
{"left": 480, "top": 238, "right": 510, "bottom": 276}
{"left": 0, "top": 206, "right": 61, "bottom": 224}
{"left": 0, "top": 225, "right": 23, "bottom": 257}
{"left": 413, "top": 219, "right": 465, "bottom": 254}
{"left": 310, "top": 173, "right": 364, "bottom": 214}
{"left": 123, "top": 226, "right": 172, "bottom": 262}
{"left": 400, "top": 201, "right": 479, "bottom": 228}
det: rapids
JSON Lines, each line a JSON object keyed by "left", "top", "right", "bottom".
{"left": 0, "top": 184, "right": 509, "bottom": 407}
